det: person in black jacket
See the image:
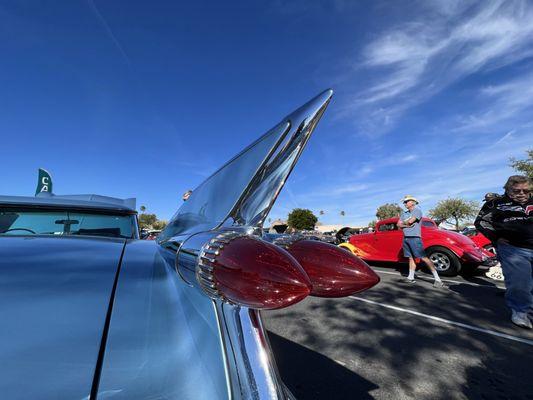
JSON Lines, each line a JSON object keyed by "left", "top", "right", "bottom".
{"left": 475, "top": 175, "right": 532, "bottom": 329}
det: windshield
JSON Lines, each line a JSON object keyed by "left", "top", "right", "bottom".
{"left": 0, "top": 208, "right": 136, "bottom": 238}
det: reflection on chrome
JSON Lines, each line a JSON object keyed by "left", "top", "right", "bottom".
{"left": 215, "top": 303, "right": 289, "bottom": 399}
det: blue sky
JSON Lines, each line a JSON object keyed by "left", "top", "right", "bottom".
{"left": 1, "top": 0, "right": 531, "bottom": 226}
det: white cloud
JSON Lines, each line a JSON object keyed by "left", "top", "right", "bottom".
{"left": 271, "top": 1, "right": 533, "bottom": 226}
{"left": 454, "top": 72, "right": 533, "bottom": 131}
{"left": 347, "top": 0, "right": 533, "bottom": 134}
{"left": 87, "top": 0, "right": 131, "bottom": 67}
{"left": 494, "top": 130, "right": 515, "bottom": 145}
{"left": 276, "top": 127, "right": 530, "bottom": 226}
{"left": 361, "top": 24, "right": 445, "bottom": 104}
{"left": 400, "top": 154, "right": 417, "bottom": 163}
{"left": 305, "top": 183, "right": 369, "bottom": 198}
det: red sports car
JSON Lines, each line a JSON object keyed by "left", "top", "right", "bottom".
{"left": 461, "top": 227, "right": 496, "bottom": 254}
{"left": 339, "top": 217, "right": 496, "bottom": 276}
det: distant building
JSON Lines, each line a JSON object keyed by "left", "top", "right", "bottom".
{"left": 314, "top": 224, "right": 345, "bottom": 233}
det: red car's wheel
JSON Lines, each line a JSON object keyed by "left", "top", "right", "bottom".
{"left": 427, "top": 246, "right": 460, "bottom": 277}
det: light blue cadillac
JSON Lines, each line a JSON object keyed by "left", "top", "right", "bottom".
{"left": 0, "top": 90, "right": 379, "bottom": 400}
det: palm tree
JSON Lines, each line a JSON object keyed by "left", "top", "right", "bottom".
{"left": 140, "top": 205, "right": 146, "bottom": 213}
{"left": 340, "top": 210, "right": 345, "bottom": 225}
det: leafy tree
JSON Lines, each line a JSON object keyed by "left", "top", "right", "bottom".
{"left": 138, "top": 213, "right": 157, "bottom": 230}
{"left": 509, "top": 149, "right": 533, "bottom": 178}
{"left": 429, "top": 198, "right": 479, "bottom": 231}
{"left": 368, "top": 220, "right": 377, "bottom": 229}
{"left": 376, "top": 203, "right": 402, "bottom": 220}
{"left": 137, "top": 205, "right": 167, "bottom": 231}
{"left": 152, "top": 220, "right": 168, "bottom": 230}
{"left": 287, "top": 208, "right": 318, "bottom": 231}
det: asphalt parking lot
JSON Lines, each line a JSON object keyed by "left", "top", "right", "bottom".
{"left": 263, "top": 264, "right": 533, "bottom": 400}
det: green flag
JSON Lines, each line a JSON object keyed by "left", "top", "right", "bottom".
{"left": 35, "top": 168, "right": 53, "bottom": 196}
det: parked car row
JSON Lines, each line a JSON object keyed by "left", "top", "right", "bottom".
{"left": 140, "top": 229, "right": 161, "bottom": 240}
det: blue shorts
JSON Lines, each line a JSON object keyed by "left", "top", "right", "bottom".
{"left": 403, "top": 237, "right": 426, "bottom": 258}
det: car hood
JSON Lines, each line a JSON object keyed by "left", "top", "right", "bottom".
{"left": 349, "top": 232, "right": 373, "bottom": 242}
{"left": 438, "top": 229, "right": 477, "bottom": 246}
{"left": 0, "top": 236, "right": 126, "bottom": 400}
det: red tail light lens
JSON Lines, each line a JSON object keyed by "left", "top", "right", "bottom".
{"left": 197, "top": 233, "right": 311, "bottom": 310}
{"left": 283, "top": 240, "right": 380, "bottom": 297}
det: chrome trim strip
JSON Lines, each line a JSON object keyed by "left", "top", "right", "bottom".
{"left": 213, "top": 302, "right": 291, "bottom": 399}
{"left": 213, "top": 300, "right": 235, "bottom": 400}
{"left": 196, "top": 231, "right": 248, "bottom": 303}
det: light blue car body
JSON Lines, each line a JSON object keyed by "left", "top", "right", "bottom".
{"left": 0, "top": 90, "right": 333, "bottom": 399}
{"left": 1, "top": 237, "right": 226, "bottom": 399}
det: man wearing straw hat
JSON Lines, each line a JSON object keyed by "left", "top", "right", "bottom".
{"left": 397, "top": 195, "right": 446, "bottom": 288}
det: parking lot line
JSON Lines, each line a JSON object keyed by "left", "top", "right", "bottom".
{"left": 371, "top": 268, "right": 506, "bottom": 289}
{"left": 350, "top": 296, "right": 533, "bottom": 346}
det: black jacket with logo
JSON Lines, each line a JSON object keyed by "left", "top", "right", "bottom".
{"left": 474, "top": 195, "right": 533, "bottom": 250}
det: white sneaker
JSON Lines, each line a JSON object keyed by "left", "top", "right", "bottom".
{"left": 433, "top": 280, "right": 448, "bottom": 289}
{"left": 511, "top": 310, "right": 532, "bottom": 329}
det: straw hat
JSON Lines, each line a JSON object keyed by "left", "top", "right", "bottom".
{"left": 402, "top": 195, "right": 419, "bottom": 204}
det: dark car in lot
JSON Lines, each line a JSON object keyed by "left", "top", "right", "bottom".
{"left": 0, "top": 90, "right": 380, "bottom": 400}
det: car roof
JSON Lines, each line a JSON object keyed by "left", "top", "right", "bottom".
{"left": 0, "top": 193, "right": 137, "bottom": 213}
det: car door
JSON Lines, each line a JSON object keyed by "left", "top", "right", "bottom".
{"left": 374, "top": 222, "right": 404, "bottom": 261}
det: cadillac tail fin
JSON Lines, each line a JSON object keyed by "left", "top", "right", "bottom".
{"left": 35, "top": 168, "right": 53, "bottom": 196}
{"left": 159, "top": 89, "right": 333, "bottom": 241}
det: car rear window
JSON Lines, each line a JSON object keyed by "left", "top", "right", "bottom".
{"left": 0, "top": 208, "right": 135, "bottom": 238}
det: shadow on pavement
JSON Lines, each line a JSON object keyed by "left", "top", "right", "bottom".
{"left": 462, "top": 358, "right": 533, "bottom": 400}
{"left": 370, "top": 261, "right": 500, "bottom": 285}
{"left": 264, "top": 275, "right": 533, "bottom": 399}
{"left": 268, "top": 332, "right": 378, "bottom": 399}
{"left": 461, "top": 274, "right": 502, "bottom": 288}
